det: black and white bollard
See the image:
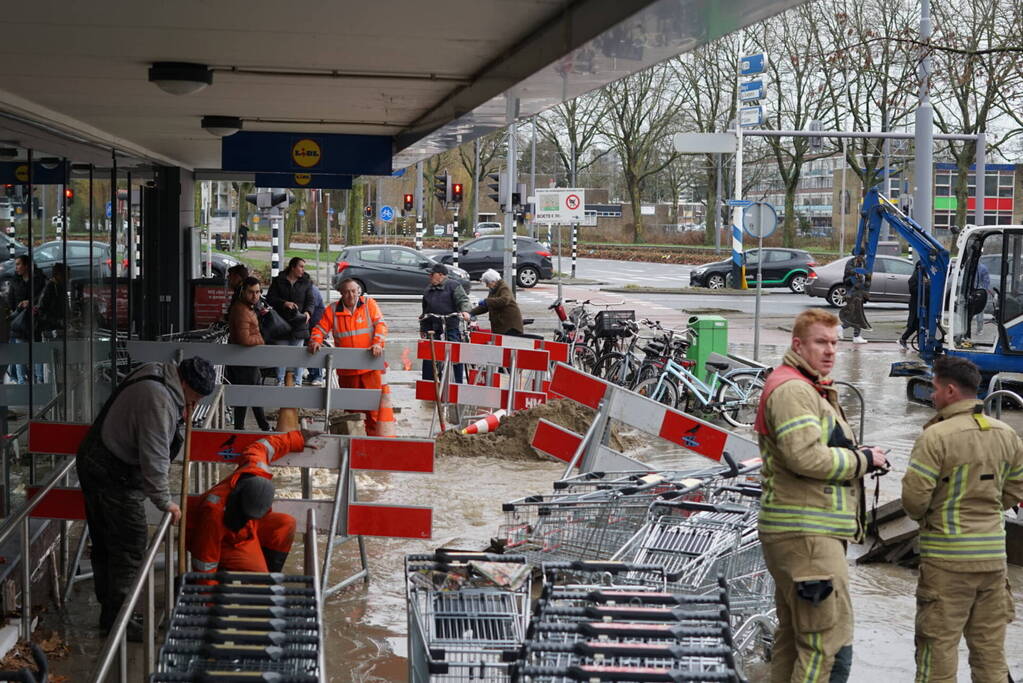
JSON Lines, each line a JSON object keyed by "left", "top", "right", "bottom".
{"left": 415, "top": 221, "right": 423, "bottom": 251}
{"left": 571, "top": 223, "right": 578, "bottom": 279}
{"left": 271, "top": 216, "right": 281, "bottom": 277}
{"left": 452, "top": 228, "right": 459, "bottom": 269}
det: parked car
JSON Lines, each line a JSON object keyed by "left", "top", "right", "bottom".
{"left": 474, "top": 221, "right": 503, "bottom": 237}
{"left": 689, "top": 248, "right": 817, "bottom": 293}
{"left": 805, "top": 254, "right": 916, "bottom": 307}
{"left": 331, "top": 245, "right": 471, "bottom": 295}
{"left": 206, "top": 252, "right": 243, "bottom": 279}
{"left": 439, "top": 235, "right": 554, "bottom": 288}
{"left": 0, "top": 240, "right": 120, "bottom": 300}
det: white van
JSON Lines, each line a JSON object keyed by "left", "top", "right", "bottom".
{"left": 474, "top": 221, "right": 503, "bottom": 237}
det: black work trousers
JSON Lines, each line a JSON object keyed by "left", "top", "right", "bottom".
{"left": 225, "top": 365, "right": 270, "bottom": 431}
{"left": 76, "top": 446, "right": 148, "bottom": 630}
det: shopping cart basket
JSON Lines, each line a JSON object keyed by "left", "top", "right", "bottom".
{"left": 406, "top": 551, "right": 533, "bottom": 682}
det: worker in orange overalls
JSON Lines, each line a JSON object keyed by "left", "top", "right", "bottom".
{"left": 187, "top": 428, "right": 319, "bottom": 576}
{"left": 307, "top": 277, "right": 395, "bottom": 436}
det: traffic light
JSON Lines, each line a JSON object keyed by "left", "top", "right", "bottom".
{"left": 64, "top": 188, "right": 75, "bottom": 204}
{"left": 486, "top": 172, "right": 507, "bottom": 208}
{"left": 403, "top": 193, "right": 414, "bottom": 212}
{"left": 364, "top": 205, "right": 373, "bottom": 218}
{"left": 433, "top": 172, "right": 452, "bottom": 204}
{"left": 245, "top": 190, "right": 293, "bottom": 208}
{"left": 451, "top": 182, "right": 463, "bottom": 203}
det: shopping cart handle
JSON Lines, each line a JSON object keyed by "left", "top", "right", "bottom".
{"left": 721, "top": 451, "right": 739, "bottom": 477}
{"left": 0, "top": 643, "right": 47, "bottom": 683}
{"left": 406, "top": 551, "right": 527, "bottom": 563}
{"left": 655, "top": 500, "right": 751, "bottom": 515}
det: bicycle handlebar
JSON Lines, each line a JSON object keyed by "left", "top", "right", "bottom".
{"left": 419, "top": 312, "right": 464, "bottom": 319}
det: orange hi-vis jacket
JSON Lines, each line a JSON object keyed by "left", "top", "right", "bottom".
{"left": 310, "top": 296, "right": 387, "bottom": 375}
{"left": 187, "top": 430, "right": 305, "bottom": 577}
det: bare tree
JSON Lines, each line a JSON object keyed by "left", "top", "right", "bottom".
{"left": 931, "top": 0, "right": 1023, "bottom": 227}
{"left": 457, "top": 132, "right": 505, "bottom": 231}
{"left": 753, "top": 5, "right": 840, "bottom": 246}
{"left": 600, "top": 63, "right": 687, "bottom": 242}
{"left": 535, "top": 94, "right": 611, "bottom": 185}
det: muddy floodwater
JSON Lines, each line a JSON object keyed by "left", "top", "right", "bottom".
{"left": 46, "top": 341, "right": 1022, "bottom": 681}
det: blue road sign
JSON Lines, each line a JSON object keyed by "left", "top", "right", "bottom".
{"left": 726, "top": 199, "right": 754, "bottom": 207}
{"left": 105, "top": 201, "right": 112, "bottom": 218}
{"left": 379, "top": 205, "right": 394, "bottom": 222}
{"left": 297, "top": 209, "right": 306, "bottom": 216}
{"left": 739, "top": 80, "right": 764, "bottom": 102}
{"left": 327, "top": 208, "right": 336, "bottom": 214}
{"left": 740, "top": 54, "right": 765, "bottom": 76}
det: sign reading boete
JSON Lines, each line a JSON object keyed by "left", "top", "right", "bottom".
{"left": 535, "top": 188, "right": 585, "bottom": 224}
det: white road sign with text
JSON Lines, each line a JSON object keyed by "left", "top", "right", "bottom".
{"left": 535, "top": 188, "right": 585, "bottom": 224}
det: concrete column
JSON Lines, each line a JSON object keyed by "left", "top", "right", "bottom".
{"left": 142, "top": 166, "right": 189, "bottom": 338}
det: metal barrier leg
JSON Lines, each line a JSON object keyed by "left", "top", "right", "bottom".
{"left": 62, "top": 522, "right": 89, "bottom": 605}
{"left": 20, "top": 516, "right": 31, "bottom": 639}
{"left": 165, "top": 523, "right": 174, "bottom": 621}
{"left": 144, "top": 562, "right": 156, "bottom": 677}
{"left": 320, "top": 444, "right": 350, "bottom": 591}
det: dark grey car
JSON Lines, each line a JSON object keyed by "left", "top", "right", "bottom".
{"left": 805, "top": 254, "right": 915, "bottom": 307}
{"left": 332, "top": 245, "right": 471, "bottom": 295}
{"left": 438, "top": 236, "right": 554, "bottom": 288}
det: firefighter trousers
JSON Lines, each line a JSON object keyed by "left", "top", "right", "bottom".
{"left": 914, "top": 560, "right": 1014, "bottom": 682}
{"left": 762, "top": 534, "right": 854, "bottom": 683}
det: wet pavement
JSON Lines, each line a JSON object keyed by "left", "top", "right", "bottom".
{"left": 36, "top": 270, "right": 1023, "bottom": 681}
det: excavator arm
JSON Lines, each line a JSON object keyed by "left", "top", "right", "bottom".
{"left": 840, "top": 188, "right": 950, "bottom": 361}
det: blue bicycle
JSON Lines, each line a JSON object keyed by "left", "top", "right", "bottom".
{"left": 633, "top": 356, "right": 766, "bottom": 429}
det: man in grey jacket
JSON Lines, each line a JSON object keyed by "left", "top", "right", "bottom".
{"left": 76, "top": 357, "right": 215, "bottom": 635}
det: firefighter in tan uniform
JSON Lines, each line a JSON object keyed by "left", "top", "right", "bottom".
{"left": 902, "top": 356, "right": 1022, "bottom": 682}
{"left": 754, "top": 309, "right": 890, "bottom": 682}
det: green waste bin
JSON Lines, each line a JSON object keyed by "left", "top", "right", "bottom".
{"left": 686, "top": 315, "right": 729, "bottom": 383}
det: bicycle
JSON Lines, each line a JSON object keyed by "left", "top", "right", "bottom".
{"left": 634, "top": 353, "right": 766, "bottom": 429}
{"left": 549, "top": 297, "right": 598, "bottom": 371}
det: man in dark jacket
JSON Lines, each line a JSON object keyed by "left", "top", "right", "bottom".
{"left": 304, "top": 285, "right": 327, "bottom": 385}
{"left": 267, "top": 257, "right": 315, "bottom": 385}
{"left": 472, "top": 269, "right": 524, "bottom": 335}
{"left": 6, "top": 254, "right": 45, "bottom": 383}
{"left": 77, "top": 356, "right": 215, "bottom": 637}
{"left": 420, "top": 263, "right": 469, "bottom": 384}
{"left": 35, "top": 262, "right": 68, "bottom": 339}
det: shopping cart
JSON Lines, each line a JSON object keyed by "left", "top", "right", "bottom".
{"left": 406, "top": 551, "right": 533, "bottom": 682}
{"left": 153, "top": 572, "right": 322, "bottom": 682}
{"left": 513, "top": 562, "right": 743, "bottom": 682}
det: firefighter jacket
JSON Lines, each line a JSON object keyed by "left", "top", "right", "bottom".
{"left": 756, "top": 348, "right": 869, "bottom": 542}
{"left": 902, "top": 398, "right": 1023, "bottom": 571}
{"left": 310, "top": 296, "right": 387, "bottom": 376}
{"left": 187, "top": 430, "right": 305, "bottom": 576}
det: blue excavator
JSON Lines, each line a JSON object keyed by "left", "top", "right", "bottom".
{"left": 840, "top": 188, "right": 1023, "bottom": 402}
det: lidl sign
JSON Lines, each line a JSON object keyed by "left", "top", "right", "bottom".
{"left": 223, "top": 132, "right": 391, "bottom": 175}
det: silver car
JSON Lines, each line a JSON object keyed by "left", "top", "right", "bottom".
{"left": 805, "top": 255, "right": 915, "bottom": 307}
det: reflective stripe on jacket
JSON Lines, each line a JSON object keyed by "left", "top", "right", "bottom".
{"left": 758, "top": 349, "right": 868, "bottom": 541}
{"left": 310, "top": 296, "right": 387, "bottom": 375}
{"left": 902, "top": 398, "right": 1023, "bottom": 571}
{"left": 187, "top": 430, "right": 305, "bottom": 576}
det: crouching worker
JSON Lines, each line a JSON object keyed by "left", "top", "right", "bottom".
{"left": 187, "top": 427, "right": 320, "bottom": 577}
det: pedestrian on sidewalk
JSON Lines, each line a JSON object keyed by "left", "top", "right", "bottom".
{"left": 420, "top": 263, "right": 470, "bottom": 384}
{"left": 902, "top": 355, "right": 1022, "bottom": 681}
{"left": 76, "top": 357, "right": 215, "bottom": 637}
{"left": 471, "top": 269, "right": 524, "bottom": 335}
{"left": 267, "top": 257, "right": 314, "bottom": 386}
{"left": 227, "top": 276, "right": 272, "bottom": 431}
{"left": 238, "top": 223, "right": 249, "bottom": 250}
{"left": 754, "top": 308, "right": 890, "bottom": 681}
{"left": 6, "top": 254, "right": 45, "bottom": 383}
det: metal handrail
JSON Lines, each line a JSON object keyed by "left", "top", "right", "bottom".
{"left": 984, "top": 389, "right": 1023, "bottom": 418}
{"left": 89, "top": 511, "right": 173, "bottom": 683}
{"left": 0, "top": 456, "right": 75, "bottom": 638}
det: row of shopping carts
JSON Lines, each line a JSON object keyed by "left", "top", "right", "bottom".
{"left": 406, "top": 462, "right": 774, "bottom": 682}
{"left": 152, "top": 571, "right": 324, "bottom": 683}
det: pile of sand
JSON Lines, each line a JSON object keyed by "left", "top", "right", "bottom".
{"left": 436, "top": 399, "right": 631, "bottom": 460}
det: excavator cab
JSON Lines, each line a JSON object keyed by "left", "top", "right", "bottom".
{"left": 949, "top": 227, "right": 1023, "bottom": 354}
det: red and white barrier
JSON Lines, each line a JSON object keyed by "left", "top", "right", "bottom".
{"left": 541, "top": 363, "right": 760, "bottom": 470}
{"left": 26, "top": 422, "right": 435, "bottom": 592}
{"left": 531, "top": 418, "right": 651, "bottom": 472}
{"left": 469, "top": 330, "right": 570, "bottom": 365}
{"left": 415, "top": 381, "right": 546, "bottom": 411}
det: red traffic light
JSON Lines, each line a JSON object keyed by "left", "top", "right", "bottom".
{"left": 403, "top": 193, "right": 414, "bottom": 211}
{"left": 451, "top": 183, "right": 463, "bottom": 202}
{"left": 64, "top": 188, "right": 74, "bottom": 199}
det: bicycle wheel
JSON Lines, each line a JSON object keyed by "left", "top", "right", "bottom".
{"left": 634, "top": 376, "right": 679, "bottom": 408}
{"left": 715, "top": 372, "right": 765, "bottom": 428}
{"left": 593, "top": 353, "right": 632, "bottom": 385}
{"left": 571, "top": 343, "right": 598, "bottom": 372}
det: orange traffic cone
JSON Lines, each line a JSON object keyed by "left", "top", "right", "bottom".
{"left": 461, "top": 409, "right": 507, "bottom": 435}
